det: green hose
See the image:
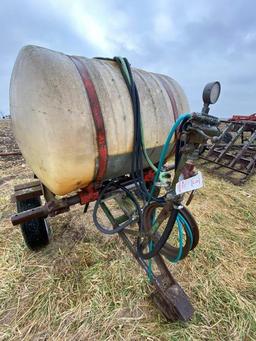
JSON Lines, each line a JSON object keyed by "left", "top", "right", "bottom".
{"left": 149, "top": 113, "right": 192, "bottom": 201}
{"left": 113, "top": 57, "right": 195, "bottom": 279}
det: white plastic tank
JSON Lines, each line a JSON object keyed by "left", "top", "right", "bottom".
{"left": 10, "top": 45, "right": 189, "bottom": 195}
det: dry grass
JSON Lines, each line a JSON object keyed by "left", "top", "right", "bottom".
{"left": 0, "top": 120, "right": 256, "bottom": 340}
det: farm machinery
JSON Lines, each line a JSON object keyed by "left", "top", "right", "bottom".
{"left": 10, "top": 74, "right": 221, "bottom": 322}
{"left": 200, "top": 113, "right": 256, "bottom": 184}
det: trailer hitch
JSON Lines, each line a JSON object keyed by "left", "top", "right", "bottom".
{"left": 11, "top": 194, "right": 81, "bottom": 226}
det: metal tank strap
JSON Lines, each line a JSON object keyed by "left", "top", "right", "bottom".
{"left": 154, "top": 75, "right": 179, "bottom": 122}
{"left": 69, "top": 56, "right": 108, "bottom": 183}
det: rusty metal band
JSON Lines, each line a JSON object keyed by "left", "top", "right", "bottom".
{"left": 155, "top": 75, "right": 179, "bottom": 121}
{"left": 69, "top": 56, "right": 108, "bottom": 182}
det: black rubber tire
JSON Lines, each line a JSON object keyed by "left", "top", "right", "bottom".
{"left": 16, "top": 197, "right": 50, "bottom": 251}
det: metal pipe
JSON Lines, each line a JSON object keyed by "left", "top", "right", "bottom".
{"left": 11, "top": 205, "right": 49, "bottom": 225}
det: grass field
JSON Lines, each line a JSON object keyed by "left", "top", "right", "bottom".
{"left": 0, "top": 120, "right": 255, "bottom": 340}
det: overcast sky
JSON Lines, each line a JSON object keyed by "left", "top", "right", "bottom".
{"left": 1, "top": 0, "right": 256, "bottom": 117}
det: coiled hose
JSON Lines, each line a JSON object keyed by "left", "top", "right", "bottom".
{"left": 92, "top": 56, "right": 198, "bottom": 273}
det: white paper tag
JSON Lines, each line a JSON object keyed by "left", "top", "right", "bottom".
{"left": 175, "top": 171, "right": 203, "bottom": 195}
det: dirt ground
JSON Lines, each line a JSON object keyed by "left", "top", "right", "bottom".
{"left": 0, "top": 119, "right": 255, "bottom": 340}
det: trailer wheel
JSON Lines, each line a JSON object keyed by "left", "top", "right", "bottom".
{"left": 16, "top": 197, "right": 50, "bottom": 251}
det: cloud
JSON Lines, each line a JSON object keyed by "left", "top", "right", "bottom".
{"left": 1, "top": 0, "right": 256, "bottom": 116}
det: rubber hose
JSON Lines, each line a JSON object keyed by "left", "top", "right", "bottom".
{"left": 93, "top": 181, "right": 142, "bottom": 235}
{"left": 137, "top": 206, "right": 178, "bottom": 259}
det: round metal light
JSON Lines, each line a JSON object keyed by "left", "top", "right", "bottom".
{"left": 202, "top": 81, "right": 221, "bottom": 105}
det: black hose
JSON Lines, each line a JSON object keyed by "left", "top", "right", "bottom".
{"left": 92, "top": 56, "right": 188, "bottom": 261}
{"left": 137, "top": 207, "right": 179, "bottom": 259}
{"left": 116, "top": 57, "right": 165, "bottom": 203}
{"left": 175, "top": 117, "right": 190, "bottom": 170}
{"left": 160, "top": 206, "right": 199, "bottom": 260}
{"left": 93, "top": 181, "right": 142, "bottom": 235}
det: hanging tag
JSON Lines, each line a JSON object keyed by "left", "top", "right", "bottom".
{"left": 175, "top": 171, "right": 203, "bottom": 195}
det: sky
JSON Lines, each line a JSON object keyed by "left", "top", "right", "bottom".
{"left": 1, "top": 0, "right": 256, "bottom": 118}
